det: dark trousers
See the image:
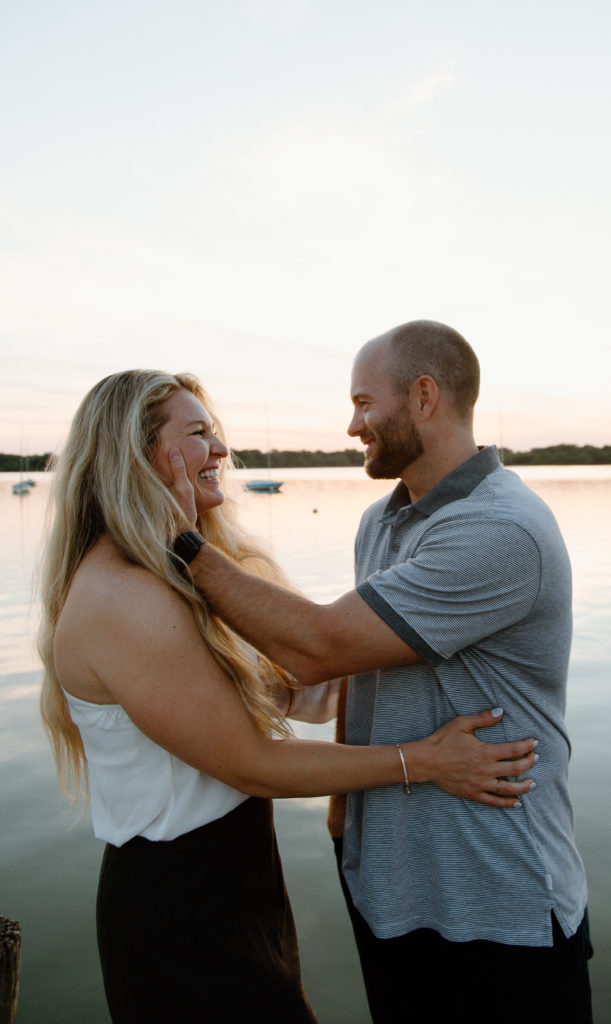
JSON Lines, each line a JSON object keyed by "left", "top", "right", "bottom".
{"left": 334, "top": 838, "right": 593, "bottom": 1024}
{"left": 97, "top": 798, "right": 316, "bottom": 1023}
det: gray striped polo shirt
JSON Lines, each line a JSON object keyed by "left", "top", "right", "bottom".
{"left": 343, "top": 446, "right": 587, "bottom": 945}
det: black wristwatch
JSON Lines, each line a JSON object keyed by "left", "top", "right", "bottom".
{"left": 172, "top": 531, "right": 205, "bottom": 570}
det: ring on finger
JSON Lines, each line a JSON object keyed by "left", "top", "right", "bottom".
{"left": 496, "top": 778, "right": 502, "bottom": 795}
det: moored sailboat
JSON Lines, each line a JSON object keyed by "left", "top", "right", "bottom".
{"left": 243, "top": 404, "right": 283, "bottom": 493}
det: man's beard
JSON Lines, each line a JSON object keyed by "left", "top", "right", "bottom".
{"left": 364, "top": 407, "right": 424, "bottom": 479}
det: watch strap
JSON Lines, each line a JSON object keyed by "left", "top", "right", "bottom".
{"left": 172, "top": 531, "right": 205, "bottom": 570}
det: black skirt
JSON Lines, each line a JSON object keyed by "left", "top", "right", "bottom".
{"left": 97, "top": 796, "right": 317, "bottom": 1023}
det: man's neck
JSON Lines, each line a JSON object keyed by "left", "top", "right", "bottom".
{"left": 401, "top": 438, "right": 479, "bottom": 504}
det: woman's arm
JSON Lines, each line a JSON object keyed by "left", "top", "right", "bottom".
{"left": 276, "top": 678, "right": 343, "bottom": 724}
{"left": 81, "top": 565, "right": 536, "bottom": 807}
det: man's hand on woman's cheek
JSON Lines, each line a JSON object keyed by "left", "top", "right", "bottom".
{"left": 168, "top": 446, "right": 198, "bottom": 531}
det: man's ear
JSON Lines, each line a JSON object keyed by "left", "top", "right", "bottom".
{"left": 412, "top": 375, "right": 439, "bottom": 419}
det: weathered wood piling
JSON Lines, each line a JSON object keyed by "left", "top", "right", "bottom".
{"left": 0, "top": 916, "right": 21, "bottom": 1024}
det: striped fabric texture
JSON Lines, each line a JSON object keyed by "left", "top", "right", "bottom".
{"left": 343, "top": 447, "right": 587, "bottom": 944}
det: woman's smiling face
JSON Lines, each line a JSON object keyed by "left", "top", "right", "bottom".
{"left": 152, "top": 388, "right": 228, "bottom": 516}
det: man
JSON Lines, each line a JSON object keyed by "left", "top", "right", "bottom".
{"left": 170, "top": 320, "right": 592, "bottom": 1022}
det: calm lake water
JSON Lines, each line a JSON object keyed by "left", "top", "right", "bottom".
{"left": 1, "top": 466, "right": 610, "bottom": 1023}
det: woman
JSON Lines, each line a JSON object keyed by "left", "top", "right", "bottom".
{"left": 38, "top": 370, "right": 537, "bottom": 1023}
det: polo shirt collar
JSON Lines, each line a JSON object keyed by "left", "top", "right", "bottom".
{"left": 380, "top": 445, "right": 501, "bottom": 520}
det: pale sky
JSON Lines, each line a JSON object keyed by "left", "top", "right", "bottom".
{"left": 1, "top": 0, "right": 610, "bottom": 455}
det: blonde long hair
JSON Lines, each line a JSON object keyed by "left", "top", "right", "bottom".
{"left": 38, "top": 370, "right": 294, "bottom": 799}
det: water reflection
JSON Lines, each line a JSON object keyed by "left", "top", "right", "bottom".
{"left": 1, "top": 467, "right": 610, "bottom": 1022}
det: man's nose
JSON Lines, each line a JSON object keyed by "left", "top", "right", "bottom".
{"left": 347, "top": 409, "right": 363, "bottom": 437}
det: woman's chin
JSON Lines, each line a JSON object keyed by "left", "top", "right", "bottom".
{"left": 195, "top": 485, "right": 225, "bottom": 516}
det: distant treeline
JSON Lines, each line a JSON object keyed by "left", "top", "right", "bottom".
{"left": 235, "top": 444, "right": 611, "bottom": 468}
{"left": 2, "top": 444, "right": 610, "bottom": 472}
{"left": 501, "top": 444, "right": 611, "bottom": 466}
{"left": 233, "top": 448, "right": 365, "bottom": 468}
{"left": 0, "top": 452, "right": 52, "bottom": 472}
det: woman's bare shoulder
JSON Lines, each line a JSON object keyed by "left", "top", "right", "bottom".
{"left": 67, "top": 536, "right": 186, "bottom": 622}
{"left": 55, "top": 537, "right": 204, "bottom": 701}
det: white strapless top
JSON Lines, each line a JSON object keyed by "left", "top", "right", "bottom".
{"left": 64, "top": 692, "right": 248, "bottom": 847}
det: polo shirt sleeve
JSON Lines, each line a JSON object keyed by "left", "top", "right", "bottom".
{"left": 357, "top": 516, "right": 542, "bottom": 665}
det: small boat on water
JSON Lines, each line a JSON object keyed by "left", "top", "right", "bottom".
{"left": 244, "top": 406, "right": 283, "bottom": 493}
{"left": 244, "top": 479, "right": 283, "bottom": 493}
{"left": 12, "top": 480, "right": 34, "bottom": 495}
{"left": 12, "top": 430, "right": 36, "bottom": 494}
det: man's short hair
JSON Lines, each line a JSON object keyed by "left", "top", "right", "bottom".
{"left": 389, "top": 320, "right": 480, "bottom": 419}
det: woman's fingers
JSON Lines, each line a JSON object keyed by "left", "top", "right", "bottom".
{"left": 495, "top": 778, "right": 532, "bottom": 794}
{"left": 452, "top": 711, "right": 539, "bottom": 759}
{"left": 480, "top": 774, "right": 536, "bottom": 808}
{"left": 462, "top": 773, "right": 536, "bottom": 807}
{"left": 461, "top": 737, "right": 540, "bottom": 806}
{"left": 488, "top": 736, "right": 539, "bottom": 760}
{"left": 476, "top": 792, "right": 527, "bottom": 809}
{"left": 492, "top": 752, "right": 538, "bottom": 777}
{"left": 458, "top": 707, "right": 506, "bottom": 731}
{"left": 425, "top": 710, "right": 541, "bottom": 808}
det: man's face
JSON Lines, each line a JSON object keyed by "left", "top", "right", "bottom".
{"left": 348, "top": 337, "right": 424, "bottom": 480}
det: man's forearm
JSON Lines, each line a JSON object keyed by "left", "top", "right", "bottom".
{"left": 169, "top": 449, "right": 419, "bottom": 680}
{"left": 189, "top": 542, "right": 333, "bottom": 684}
{"left": 184, "top": 539, "right": 420, "bottom": 681}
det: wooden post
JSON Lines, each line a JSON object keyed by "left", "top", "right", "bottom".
{"left": 0, "top": 916, "right": 21, "bottom": 1024}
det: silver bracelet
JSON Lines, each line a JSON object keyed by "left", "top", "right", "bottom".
{"left": 396, "top": 743, "right": 411, "bottom": 796}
